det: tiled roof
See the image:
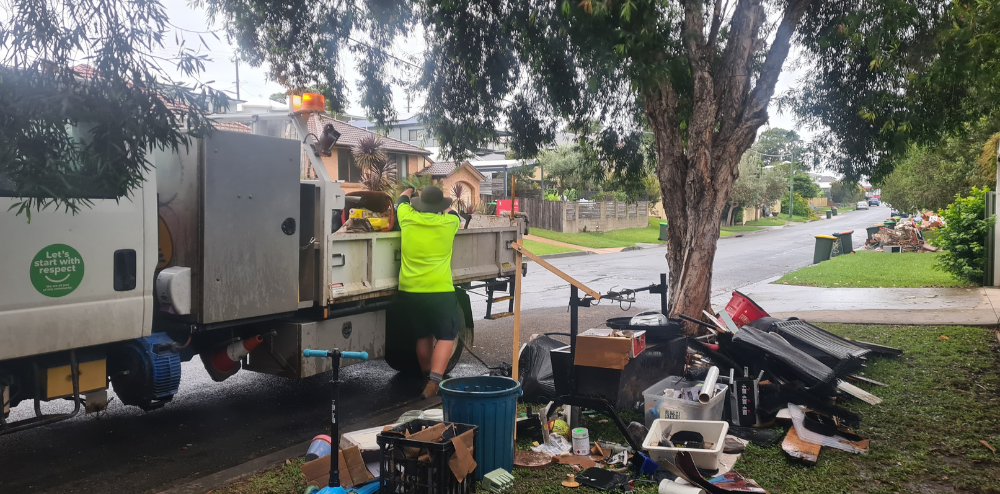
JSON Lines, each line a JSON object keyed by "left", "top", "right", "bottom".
{"left": 306, "top": 114, "right": 430, "bottom": 155}
{"left": 417, "top": 160, "right": 486, "bottom": 180}
{"left": 214, "top": 121, "right": 252, "bottom": 133}
{"left": 72, "top": 65, "right": 250, "bottom": 133}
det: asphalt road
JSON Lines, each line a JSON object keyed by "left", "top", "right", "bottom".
{"left": 0, "top": 206, "right": 889, "bottom": 494}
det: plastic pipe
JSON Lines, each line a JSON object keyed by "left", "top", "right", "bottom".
{"left": 698, "top": 366, "right": 720, "bottom": 404}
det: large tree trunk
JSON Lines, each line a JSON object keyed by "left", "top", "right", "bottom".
{"left": 643, "top": 0, "right": 812, "bottom": 335}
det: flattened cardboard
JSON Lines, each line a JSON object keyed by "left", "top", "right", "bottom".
{"left": 553, "top": 454, "right": 598, "bottom": 469}
{"left": 343, "top": 445, "right": 375, "bottom": 485}
{"left": 301, "top": 449, "right": 351, "bottom": 488}
{"left": 574, "top": 329, "right": 646, "bottom": 370}
{"left": 448, "top": 431, "right": 477, "bottom": 482}
{"left": 301, "top": 446, "right": 374, "bottom": 489}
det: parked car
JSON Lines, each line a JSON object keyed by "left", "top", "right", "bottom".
{"left": 857, "top": 201, "right": 869, "bottom": 210}
{"left": 868, "top": 198, "right": 880, "bottom": 206}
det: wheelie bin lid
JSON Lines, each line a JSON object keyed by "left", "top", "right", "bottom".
{"left": 839, "top": 230, "right": 854, "bottom": 234}
{"left": 815, "top": 234, "right": 837, "bottom": 239}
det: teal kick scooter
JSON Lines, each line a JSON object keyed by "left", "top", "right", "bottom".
{"left": 302, "top": 348, "right": 372, "bottom": 494}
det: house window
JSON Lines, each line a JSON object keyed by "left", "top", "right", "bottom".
{"left": 408, "top": 129, "right": 423, "bottom": 141}
{"left": 388, "top": 153, "right": 408, "bottom": 179}
{"left": 337, "top": 148, "right": 364, "bottom": 183}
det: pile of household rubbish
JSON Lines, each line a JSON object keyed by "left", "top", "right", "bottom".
{"left": 295, "top": 291, "right": 900, "bottom": 494}
{"left": 512, "top": 291, "right": 901, "bottom": 494}
{"left": 864, "top": 213, "right": 942, "bottom": 253}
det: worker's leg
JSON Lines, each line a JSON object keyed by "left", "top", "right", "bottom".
{"left": 421, "top": 293, "right": 462, "bottom": 398}
{"left": 429, "top": 339, "right": 454, "bottom": 375}
{"left": 416, "top": 337, "right": 434, "bottom": 373}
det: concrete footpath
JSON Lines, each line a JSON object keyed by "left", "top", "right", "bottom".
{"left": 725, "top": 279, "right": 1000, "bottom": 326}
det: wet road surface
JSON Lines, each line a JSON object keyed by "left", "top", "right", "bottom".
{"left": 0, "top": 206, "right": 888, "bottom": 493}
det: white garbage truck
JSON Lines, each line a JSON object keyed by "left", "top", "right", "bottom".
{"left": 0, "top": 97, "right": 524, "bottom": 433}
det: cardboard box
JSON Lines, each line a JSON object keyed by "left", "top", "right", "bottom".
{"left": 301, "top": 445, "right": 374, "bottom": 489}
{"left": 574, "top": 329, "right": 646, "bottom": 370}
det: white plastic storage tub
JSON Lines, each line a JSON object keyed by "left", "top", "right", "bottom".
{"left": 642, "top": 419, "right": 729, "bottom": 470}
{"left": 643, "top": 376, "right": 728, "bottom": 427}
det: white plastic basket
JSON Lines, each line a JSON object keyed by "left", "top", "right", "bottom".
{"left": 642, "top": 419, "right": 729, "bottom": 470}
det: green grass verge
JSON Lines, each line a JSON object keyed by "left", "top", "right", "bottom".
{"left": 722, "top": 225, "right": 764, "bottom": 232}
{"left": 745, "top": 215, "right": 808, "bottom": 226}
{"left": 736, "top": 324, "right": 1000, "bottom": 493}
{"left": 775, "top": 251, "right": 970, "bottom": 288}
{"left": 522, "top": 238, "right": 579, "bottom": 256}
{"left": 214, "top": 458, "right": 307, "bottom": 494}
{"left": 528, "top": 224, "right": 666, "bottom": 248}
{"left": 528, "top": 218, "right": 736, "bottom": 248}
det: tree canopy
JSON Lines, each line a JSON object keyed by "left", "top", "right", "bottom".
{"left": 790, "top": 0, "right": 1000, "bottom": 182}
{"left": 879, "top": 119, "right": 998, "bottom": 213}
{"left": 0, "top": 0, "right": 226, "bottom": 218}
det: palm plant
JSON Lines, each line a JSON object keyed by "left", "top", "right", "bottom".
{"left": 450, "top": 182, "right": 467, "bottom": 211}
{"left": 352, "top": 135, "right": 396, "bottom": 192}
{"left": 398, "top": 174, "right": 432, "bottom": 194}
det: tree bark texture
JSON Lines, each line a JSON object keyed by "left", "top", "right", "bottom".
{"left": 645, "top": 0, "right": 812, "bottom": 334}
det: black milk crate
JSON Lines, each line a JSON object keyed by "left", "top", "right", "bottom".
{"left": 377, "top": 419, "right": 478, "bottom": 494}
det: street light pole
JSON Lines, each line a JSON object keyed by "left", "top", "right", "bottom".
{"left": 788, "top": 142, "right": 799, "bottom": 220}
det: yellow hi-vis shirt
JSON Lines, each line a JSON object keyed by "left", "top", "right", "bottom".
{"left": 397, "top": 200, "right": 460, "bottom": 293}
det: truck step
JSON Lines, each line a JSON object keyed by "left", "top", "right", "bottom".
{"left": 486, "top": 312, "right": 513, "bottom": 320}
{"left": 490, "top": 296, "right": 513, "bottom": 303}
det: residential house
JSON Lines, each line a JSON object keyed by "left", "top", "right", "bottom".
{"left": 415, "top": 161, "right": 486, "bottom": 206}
{"left": 305, "top": 114, "right": 432, "bottom": 192}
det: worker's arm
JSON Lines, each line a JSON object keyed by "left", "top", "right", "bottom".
{"left": 397, "top": 187, "right": 414, "bottom": 205}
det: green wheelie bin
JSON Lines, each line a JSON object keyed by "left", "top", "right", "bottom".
{"left": 814, "top": 235, "right": 837, "bottom": 264}
{"left": 832, "top": 230, "right": 855, "bottom": 254}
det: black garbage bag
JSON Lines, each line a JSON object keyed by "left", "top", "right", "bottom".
{"left": 517, "top": 335, "right": 567, "bottom": 403}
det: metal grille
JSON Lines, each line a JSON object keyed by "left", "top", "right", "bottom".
{"left": 771, "top": 320, "right": 870, "bottom": 361}
{"left": 605, "top": 201, "right": 616, "bottom": 217}
{"left": 628, "top": 204, "right": 637, "bottom": 217}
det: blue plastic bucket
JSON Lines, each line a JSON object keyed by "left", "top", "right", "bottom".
{"left": 439, "top": 376, "right": 522, "bottom": 479}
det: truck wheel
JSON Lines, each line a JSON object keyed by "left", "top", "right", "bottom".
{"left": 384, "top": 290, "right": 474, "bottom": 376}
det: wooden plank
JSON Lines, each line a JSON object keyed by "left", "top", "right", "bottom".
{"left": 782, "top": 425, "right": 820, "bottom": 465}
{"left": 837, "top": 380, "right": 883, "bottom": 405}
{"left": 512, "top": 241, "right": 601, "bottom": 300}
{"left": 846, "top": 374, "right": 888, "bottom": 387}
{"left": 512, "top": 245, "right": 523, "bottom": 381}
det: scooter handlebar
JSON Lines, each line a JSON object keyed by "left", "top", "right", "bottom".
{"left": 302, "top": 349, "right": 369, "bottom": 361}
{"left": 340, "top": 351, "right": 369, "bottom": 361}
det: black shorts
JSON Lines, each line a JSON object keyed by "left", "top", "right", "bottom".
{"left": 396, "top": 291, "right": 461, "bottom": 341}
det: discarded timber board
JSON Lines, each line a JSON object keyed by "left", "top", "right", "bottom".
{"left": 782, "top": 426, "right": 821, "bottom": 465}
{"left": 847, "top": 374, "right": 888, "bottom": 387}
{"left": 837, "top": 380, "right": 883, "bottom": 405}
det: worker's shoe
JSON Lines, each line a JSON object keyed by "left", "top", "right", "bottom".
{"left": 420, "top": 380, "right": 439, "bottom": 399}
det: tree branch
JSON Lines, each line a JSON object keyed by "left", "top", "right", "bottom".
{"left": 707, "top": 0, "right": 728, "bottom": 51}
{"left": 742, "top": 0, "right": 813, "bottom": 129}
{"left": 681, "top": 0, "right": 708, "bottom": 66}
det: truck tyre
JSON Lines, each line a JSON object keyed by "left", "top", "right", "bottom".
{"left": 384, "top": 289, "right": 473, "bottom": 376}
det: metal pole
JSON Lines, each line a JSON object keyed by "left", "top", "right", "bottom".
{"left": 659, "top": 273, "right": 668, "bottom": 314}
{"left": 329, "top": 351, "right": 341, "bottom": 489}
{"left": 234, "top": 57, "right": 240, "bottom": 101}
{"left": 788, "top": 155, "right": 794, "bottom": 220}
{"left": 569, "top": 285, "right": 579, "bottom": 392}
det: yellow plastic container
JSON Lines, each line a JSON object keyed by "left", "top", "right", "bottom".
{"left": 368, "top": 217, "right": 389, "bottom": 231}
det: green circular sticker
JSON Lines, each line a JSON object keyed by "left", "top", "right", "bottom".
{"left": 30, "top": 244, "right": 85, "bottom": 297}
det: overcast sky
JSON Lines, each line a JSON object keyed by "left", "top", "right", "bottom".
{"left": 161, "top": 0, "right": 810, "bottom": 138}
